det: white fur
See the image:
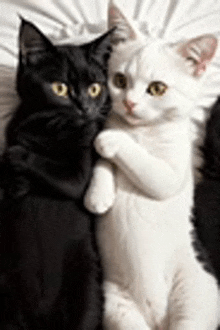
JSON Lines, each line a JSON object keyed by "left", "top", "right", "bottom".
{"left": 84, "top": 3, "right": 219, "bottom": 329}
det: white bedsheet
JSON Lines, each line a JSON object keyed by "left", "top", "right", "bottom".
{"left": 0, "top": 0, "right": 220, "bottom": 173}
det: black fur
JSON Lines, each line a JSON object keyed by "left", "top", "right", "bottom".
{"left": 190, "top": 228, "right": 215, "bottom": 276}
{"left": 0, "top": 19, "right": 113, "bottom": 330}
{"left": 192, "top": 97, "right": 220, "bottom": 285}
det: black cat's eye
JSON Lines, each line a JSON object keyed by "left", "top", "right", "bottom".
{"left": 52, "top": 82, "right": 69, "bottom": 98}
{"left": 147, "top": 81, "right": 167, "bottom": 97}
{"left": 88, "top": 83, "right": 102, "bottom": 99}
{"left": 113, "top": 73, "right": 127, "bottom": 89}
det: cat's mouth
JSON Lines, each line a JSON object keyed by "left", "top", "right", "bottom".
{"left": 123, "top": 105, "right": 140, "bottom": 120}
{"left": 124, "top": 112, "right": 144, "bottom": 125}
{"left": 122, "top": 101, "right": 143, "bottom": 122}
{"left": 125, "top": 110, "right": 139, "bottom": 118}
{"left": 123, "top": 108, "right": 150, "bottom": 126}
{"left": 123, "top": 100, "right": 136, "bottom": 115}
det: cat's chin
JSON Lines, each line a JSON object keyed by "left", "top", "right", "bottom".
{"left": 123, "top": 113, "right": 170, "bottom": 127}
{"left": 120, "top": 113, "right": 146, "bottom": 126}
{"left": 122, "top": 113, "right": 163, "bottom": 126}
{"left": 113, "top": 108, "right": 161, "bottom": 126}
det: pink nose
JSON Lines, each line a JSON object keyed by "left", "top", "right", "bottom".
{"left": 123, "top": 99, "right": 136, "bottom": 114}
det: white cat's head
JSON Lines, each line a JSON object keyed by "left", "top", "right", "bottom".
{"left": 108, "top": 2, "right": 218, "bottom": 126}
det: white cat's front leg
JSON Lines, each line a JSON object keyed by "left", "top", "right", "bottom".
{"left": 94, "top": 129, "right": 130, "bottom": 159}
{"left": 84, "top": 158, "right": 115, "bottom": 214}
{"left": 94, "top": 129, "right": 189, "bottom": 200}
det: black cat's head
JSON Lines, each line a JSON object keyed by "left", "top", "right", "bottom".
{"left": 17, "top": 18, "right": 113, "bottom": 126}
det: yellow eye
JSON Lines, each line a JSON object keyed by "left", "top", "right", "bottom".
{"left": 147, "top": 81, "right": 167, "bottom": 96}
{"left": 52, "top": 82, "right": 68, "bottom": 98}
{"left": 113, "top": 73, "right": 127, "bottom": 89}
{"left": 88, "top": 83, "right": 102, "bottom": 98}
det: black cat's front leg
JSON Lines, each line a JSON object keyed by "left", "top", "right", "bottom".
{"left": 1, "top": 144, "right": 92, "bottom": 199}
{"left": 0, "top": 145, "right": 30, "bottom": 199}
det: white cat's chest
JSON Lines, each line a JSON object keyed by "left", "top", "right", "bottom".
{"left": 98, "top": 114, "right": 193, "bottom": 284}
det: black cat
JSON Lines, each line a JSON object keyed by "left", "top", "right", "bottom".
{"left": 192, "top": 97, "right": 220, "bottom": 325}
{"left": 0, "top": 19, "right": 113, "bottom": 330}
{"left": 193, "top": 98, "right": 220, "bottom": 287}
{"left": 192, "top": 99, "right": 220, "bottom": 330}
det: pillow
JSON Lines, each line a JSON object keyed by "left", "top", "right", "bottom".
{"left": 0, "top": 0, "right": 220, "bottom": 177}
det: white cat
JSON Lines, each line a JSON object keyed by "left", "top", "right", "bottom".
{"left": 85, "top": 3, "right": 219, "bottom": 330}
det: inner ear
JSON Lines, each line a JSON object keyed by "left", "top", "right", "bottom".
{"left": 19, "top": 18, "right": 55, "bottom": 64}
{"left": 177, "top": 35, "right": 218, "bottom": 76}
{"left": 108, "top": 2, "right": 138, "bottom": 44}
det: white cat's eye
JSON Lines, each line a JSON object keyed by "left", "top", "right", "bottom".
{"left": 52, "top": 82, "right": 69, "bottom": 98}
{"left": 113, "top": 73, "right": 127, "bottom": 89}
{"left": 88, "top": 83, "right": 102, "bottom": 98}
{"left": 147, "top": 81, "right": 167, "bottom": 97}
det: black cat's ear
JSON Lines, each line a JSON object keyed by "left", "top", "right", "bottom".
{"left": 90, "top": 28, "right": 115, "bottom": 68}
{"left": 19, "top": 17, "right": 55, "bottom": 65}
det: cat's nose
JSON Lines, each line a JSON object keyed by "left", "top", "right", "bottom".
{"left": 123, "top": 99, "right": 136, "bottom": 114}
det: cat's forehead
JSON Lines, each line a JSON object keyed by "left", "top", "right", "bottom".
{"left": 59, "top": 46, "right": 88, "bottom": 69}
{"left": 110, "top": 39, "right": 179, "bottom": 79}
{"left": 58, "top": 45, "right": 104, "bottom": 81}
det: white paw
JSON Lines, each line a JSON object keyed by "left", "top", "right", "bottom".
{"left": 94, "top": 130, "right": 130, "bottom": 159}
{"left": 84, "top": 183, "right": 115, "bottom": 214}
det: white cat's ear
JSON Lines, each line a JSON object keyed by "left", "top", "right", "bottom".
{"left": 177, "top": 35, "right": 218, "bottom": 76}
{"left": 108, "top": 1, "right": 140, "bottom": 44}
